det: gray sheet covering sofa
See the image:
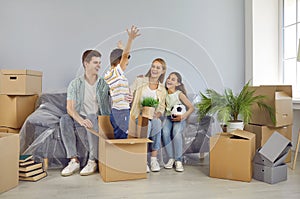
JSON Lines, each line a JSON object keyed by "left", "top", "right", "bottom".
{"left": 20, "top": 93, "right": 220, "bottom": 169}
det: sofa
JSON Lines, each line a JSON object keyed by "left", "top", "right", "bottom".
{"left": 20, "top": 93, "right": 219, "bottom": 169}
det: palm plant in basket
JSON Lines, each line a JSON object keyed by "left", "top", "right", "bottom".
{"left": 141, "top": 97, "right": 159, "bottom": 119}
{"left": 197, "top": 81, "right": 275, "bottom": 132}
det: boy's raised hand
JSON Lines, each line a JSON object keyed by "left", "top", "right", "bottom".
{"left": 127, "top": 25, "right": 141, "bottom": 40}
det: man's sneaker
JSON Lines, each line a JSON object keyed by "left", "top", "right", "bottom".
{"left": 61, "top": 159, "right": 80, "bottom": 176}
{"left": 150, "top": 159, "right": 160, "bottom": 172}
{"left": 164, "top": 159, "right": 175, "bottom": 169}
{"left": 80, "top": 160, "right": 97, "bottom": 176}
{"left": 175, "top": 161, "right": 184, "bottom": 172}
{"left": 147, "top": 165, "right": 150, "bottom": 173}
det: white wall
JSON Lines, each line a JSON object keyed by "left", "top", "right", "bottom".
{"left": 0, "top": 0, "right": 245, "bottom": 94}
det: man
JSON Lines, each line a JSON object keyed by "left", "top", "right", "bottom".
{"left": 60, "top": 50, "right": 110, "bottom": 176}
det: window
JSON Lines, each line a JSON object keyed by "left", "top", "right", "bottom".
{"left": 282, "top": 0, "right": 300, "bottom": 98}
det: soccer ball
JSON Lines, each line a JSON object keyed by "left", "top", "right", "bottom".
{"left": 171, "top": 104, "right": 186, "bottom": 118}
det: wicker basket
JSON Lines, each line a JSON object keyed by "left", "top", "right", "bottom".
{"left": 141, "top": 106, "right": 155, "bottom": 119}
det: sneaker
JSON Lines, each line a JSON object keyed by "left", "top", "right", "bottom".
{"left": 175, "top": 161, "right": 184, "bottom": 172}
{"left": 147, "top": 165, "right": 150, "bottom": 173}
{"left": 150, "top": 159, "right": 160, "bottom": 172}
{"left": 80, "top": 160, "right": 97, "bottom": 176}
{"left": 164, "top": 159, "right": 175, "bottom": 169}
{"left": 61, "top": 159, "right": 80, "bottom": 176}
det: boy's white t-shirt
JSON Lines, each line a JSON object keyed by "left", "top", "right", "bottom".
{"left": 104, "top": 64, "right": 130, "bottom": 110}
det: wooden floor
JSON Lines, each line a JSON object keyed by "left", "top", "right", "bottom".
{"left": 1, "top": 153, "right": 300, "bottom": 199}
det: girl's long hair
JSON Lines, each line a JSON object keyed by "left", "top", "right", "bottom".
{"left": 166, "top": 72, "right": 187, "bottom": 95}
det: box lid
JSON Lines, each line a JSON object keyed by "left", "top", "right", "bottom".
{"left": 255, "top": 132, "right": 292, "bottom": 166}
{"left": 228, "top": 129, "right": 255, "bottom": 140}
{"left": 0, "top": 69, "right": 42, "bottom": 76}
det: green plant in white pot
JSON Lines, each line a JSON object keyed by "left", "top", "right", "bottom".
{"left": 197, "top": 81, "right": 276, "bottom": 132}
{"left": 141, "top": 97, "right": 159, "bottom": 119}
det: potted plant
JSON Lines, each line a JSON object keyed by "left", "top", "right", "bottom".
{"left": 141, "top": 97, "right": 159, "bottom": 119}
{"left": 197, "top": 81, "right": 275, "bottom": 132}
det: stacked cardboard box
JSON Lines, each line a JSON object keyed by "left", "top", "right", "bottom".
{"left": 253, "top": 132, "right": 292, "bottom": 184}
{"left": 0, "top": 69, "right": 42, "bottom": 132}
{"left": 246, "top": 85, "right": 293, "bottom": 162}
{"left": 19, "top": 155, "right": 47, "bottom": 182}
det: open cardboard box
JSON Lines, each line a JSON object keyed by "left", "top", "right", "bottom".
{"left": 249, "top": 85, "right": 293, "bottom": 127}
{"left": 209, "top": 130, "right": 256, "bottom": 182}
{"left": 88, "top": 115, "right": 151, "bottom": 182}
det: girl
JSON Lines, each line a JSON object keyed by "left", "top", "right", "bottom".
{"left": 162, "top": 72, "right": 194, "bottom": 172}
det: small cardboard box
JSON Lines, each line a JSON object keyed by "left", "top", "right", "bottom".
{"left": 209, "top": 130, "right": 256, "bottom": 182}
{"left": 0, "top": 133, "right": 19, "bottom": 193}
{"left": 0, "top": 127, "right": 20, "bottom": 134}
{"left": 253, "top": 132, "right": 292, "bottom": 167}
{"left": 249, "top": 85, "right": 292, "bottom": 127}
{"left": 253, "top": 163, "right": 287, "bottom": 184}
{"left": 244, "top": 124, "right": 292, "bottom": 162}
{"left": 97, "top": 116, "right": 151, "bottom": 182}
{"left": 0, "top": 95, "right": 38, "bottom": 128}
{"left": 0, "top": 69, "right": 42, "bottom": 95}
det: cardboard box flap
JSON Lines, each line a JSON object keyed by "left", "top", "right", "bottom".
{"left": 98, "top": 115, "right": 114, "bottom": 139}
{"left": 258, "top": 132, "right": 292, "bottom": 163}
{"left": 228, "top": 129, "right": 255, "bottom": 140}
{"left": 1, "top": 69, "right": 42, "bottom": 76}
{"left": 259, "top": 85, "right": 292, "bottom": 97}
{"left": 106, "top": 138, "right": 152, "bottom": 145}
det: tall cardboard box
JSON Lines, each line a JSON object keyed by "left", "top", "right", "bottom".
{"left": 0, "top": 95, "right": 38, "bottom": 128}
{"left": 209, "top": 130, "right": 255, "bottom": 182}
{"left": 244, "top": 124, "right": 292, "bottom": 162}
{"left": 250, "top": 85, "right": 292, "bottom": 127}
{"left": 97, "top": 116, "right": 151, "bottom": 182}
{"left": 0, "top": 133, "right": 19, "bottom": 193}
{"left": 0, "top": 69, "right": 42, "bottom": 95}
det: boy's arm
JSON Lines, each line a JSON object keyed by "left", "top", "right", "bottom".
{"left": 120, "top": 25, "right": 140, "bottom": 71}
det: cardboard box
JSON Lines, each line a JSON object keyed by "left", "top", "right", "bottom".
{"left": 97, "top": 116, "right": 151, "bottom": 182}
{"left": 0, "top": 69, "right": 42, "bottom": 95}
{"left": 0, "top": 95, "right": 38, "bottom": 128}
{"left": 250, "top": 85, "right": 292, "bottom": 127}
{"left": 0, "top": 127, "right": 20, "bottom": 134}
{"left": 244, "top": 124, "right": 292, "bottom": 162}
{"left": 209, "top": 130, "right": 255, "bottom": 182}
{"left": 253, "top": 163, "right": 287, "bottom": 184}
{"left": 0, "top": 133, "right": 19, "bottom": 193}
{"left": 253, "top": 132, "right": 292, "bottom": 167}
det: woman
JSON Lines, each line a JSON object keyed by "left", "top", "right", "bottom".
{"left": 129, "top": 58, "right": 167, "bottom": 172}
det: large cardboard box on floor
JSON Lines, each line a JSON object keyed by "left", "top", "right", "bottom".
{"left": 249, "top": 85, "right": 292, "bottom": 127}
{"left": 0, "top": 95, "right": 38, "bottom": 128}
{"left": 0, "top": 69, "right": 42, "bottom": 95}
{"left": 97, "top": 116, "right": 151, "bottom": 182}
{"left": 244, "top": 124, "right": 292, "bottom": 162}
{"left": 209, "top": 130, "right": 255, "bottom": 182}
{"left": 0, "top": 133, "right": 19, "bottom": 193}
